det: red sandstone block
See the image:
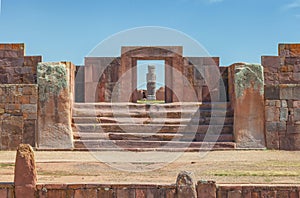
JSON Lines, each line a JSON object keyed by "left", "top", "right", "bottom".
{"left": 97, "top": 187, "right": 114, "bottom": 198}
{"left": 0, "top": 189, "right": 7, "bottom": 198}
{"left": 279, "top": 44, "right": 300, "bottom": 57}
{"left": 116, "top": 188, "right": 135, "bottom": 198}
{"left": 276, "top": 190, "right": 290, "bottom": 198}
{"left": 135, "top": 189, "right": 146, "bottom": 198}
{"left": 24, "top": 56, "right": 42, "bottom": 66}
{"left": 289, "top": 191, "right": 298, "bottom": 198}
{"left": 0, "top": 50, "right": 24, "bottom": 58}
{"left": 0, "top": 43, "right": 24, "bottom": 51}
{"left": 74, "top": 188, "right": 97, "bottom": 198}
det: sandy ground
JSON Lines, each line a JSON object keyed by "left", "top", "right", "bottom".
{"left": 1, "top": 150, "right": 300, "bottom": 184}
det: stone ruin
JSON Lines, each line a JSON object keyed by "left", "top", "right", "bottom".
{"left": 0, "top": 43, "right": 299, "bottom": 151}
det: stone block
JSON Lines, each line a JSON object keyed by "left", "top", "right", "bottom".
{"left": 23, "top": 120, "right": 36, "bottom": 147}
{"left": 278, "top": 121, "right": 287, "bottom": 131}
{"left": 266, "top": 130, "right": 280, "bottom": 149}
{"left": 280, "top": 85, "right": 295, "bottom": 100}
{"left": 279, "top": 44, "right": 300, "bottom": 57}
{"left": 21, "top": 104, "right": 37, "bottom": 114}
{"left": 295, "top": 108, "right": 300, "bottom": 122}
{"left": 0, "top": 189, "right": 7, "bottom": 198}
{"left": 293, "top": 73, "right": 300, "bottom": 82}
{"left": 287, "top": 125, "right": 300, "bottom": 133}
{"left": 264, "top": 85, "right": 280, "bottom": 100}
{"left": 231, "top": 64, "right": 266, "bottom": 148}
{"left": 74, "top": 188, "right": 97, "bottom": 198}
{"left": 196, "top": 181, "right": 216, "bottom": 198}
{"left": 266, "top": 122, "right": 277, "bottom": 132}
{"left": 279, "top": 72, "right": 293, "bottom": 84}
{"left": 2, "top": 116, "right": 23, "bottom": 136}
{"left": 37, "top": 62, "right": 74, "bottom": 149}
{"left": 281, "top": 100, "right": 288, "bottom": 107}
{"left": 265, "top": 106, "right": 280, "bottom": 122}
{"left": 294, "top": 64, "right": 300, "bottom": 72}
{"left": 293, "top": 86, "right": 300, "bottom": 100}
{"left": 0, "top": 74, "right": 8, "bottom": 83}
{"left": 228, "top": 190, "right": 242, "bottom": 198}
{"left": 116, "top": 188, "right": 135, "bottom": 198}
{"left": 280, "top": 65, "right": 294, "bottom": 72}
{"left": 176, "top": 171, "right": 196, "bottom": 198}
{"left": 97, "top": 187, "right": 114, "bottom": 198}
{"left": 280, "top": 108, "right": 289, "bottom": 121}
{"left": 280, "top": 133, "right": 300, "bottom": 150}
{"left": 14, "top": 144, "right": 37, "bottom": 198}
{"left": 294, "top": 101, "right": 300, "bottom": 108}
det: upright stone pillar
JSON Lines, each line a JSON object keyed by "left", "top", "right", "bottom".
{"left": 37, "top": 62, "right": 74, "bottom": 149}
{"left": 147, "top": 65, "right": 156, "bottom": 100}
{"left": 229, "top": 63, "right": 265, "bottom": 148}
{"left": 14, "top": 144, "right": 37, "bottom": 198}
{"left": 176, "top": 171, "right": 196, "bottom": 198}
{"left": 196, "top": 181, "right": 216, "bottom": 198}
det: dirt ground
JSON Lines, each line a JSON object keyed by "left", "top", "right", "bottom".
{"left": 1, "top": 150, "right": 300, "bottom": 184}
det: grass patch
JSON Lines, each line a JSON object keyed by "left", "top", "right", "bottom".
{"left": 0, "top": 163, "right": 14, "bottom": 168}
{"left": 212, "top": 170, "right": 299, "bottom": 177}
{"left": 137, "top": 100, "right": 165, "bottom": 104}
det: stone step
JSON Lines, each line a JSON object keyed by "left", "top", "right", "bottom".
{"left": 73, "top": 102, "right": 231, "bottom": 110}
{"left": 73, "top": 123, "right": 233, "bottom": 134}
{"left": 194, "top": 134, "right": 234, "bottom": 142}
{"left": 72, "top": 109, "right": 233, "bottom": 118}
{"left": 72, "top": 116, "right": 234, "bottom": 125}
{"left": 73, "top": 132, "right": 233, "bottom": 142}
{"left": 73, "top": 132, "right": 183, "bottom": 141}
{"left": 73, "top": 140, "right": 236, "bottom": 150}
{"left": 74, "top": 102, "right": 202, "bottom": 110}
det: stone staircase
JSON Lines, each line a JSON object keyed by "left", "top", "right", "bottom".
{"left": 72, "top": 102, "right": 236, "bottom": 151}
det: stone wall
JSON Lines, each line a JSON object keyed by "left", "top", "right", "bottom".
{"left": 0, "top": 43, "right": 40, "bottom": 150}
{"left": 0, "top": 85, "right": 38, "bottom": 150}
{"left": 263, "top": 44, "right": 300, "bottom": 150}
{"left": 2, "top": 182, "right": 300, "bottom": 198}
{"left": 217, "top": 184, "right": 300, "bottom": 197}
{"left": 0, "top": 44, "right": 41, "bottom": 84}
{"left": 83, "top": 54, "right": 224, "bottom": 103}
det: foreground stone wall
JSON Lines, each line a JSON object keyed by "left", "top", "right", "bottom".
{"left": 263, "top": 44, "right": 300, "bottom": 150}
{"left": 2, "top": 182, "right": 300, "bottom": 198}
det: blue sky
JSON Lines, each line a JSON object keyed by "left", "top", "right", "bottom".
{"left": 0, "top": 0, "right": 300, "bottom": 66}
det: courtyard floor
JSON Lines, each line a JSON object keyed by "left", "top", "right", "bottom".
{"left": 0, "top": 150, "right": 300, "bottom": 184}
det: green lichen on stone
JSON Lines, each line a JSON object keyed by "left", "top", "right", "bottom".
{"left": 234, "top": 63, "right": 264, "bottom": 98}
{"left": 37, "top": 62, "right": 68, "bottom": 102}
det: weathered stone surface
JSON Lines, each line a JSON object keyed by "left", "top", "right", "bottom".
{"left": 280, "top": 133, "right": 300, "bottom": 150}
{"left": 264, "top": 85, "right": 280, "bottom": 99}
{"left": 295, "top": 108, "right": 300, "bottom": 122}
{"left": 37, "top": 62, "right": 74, "bottom": 149}
{"left": 176, "top": 171, "right": 196, "bottom": 198}
{"left": 232, "top": 63, "right": 265, "bottom": 148}
{"left": 279, "top": 44, "right": 300, "bottom": 57}
{"left": 196, "top": 181, "right": 216, "bottom": 198}
{"left": 156, "top": 86, "right": 165, "bottom": 101}
{"left": 14, "top": 144, "right": 37, "bottom": 198}
{"left": 280, "top": 108, "right": 289, "bottom": 121}
{"left": 0, "top": 84, "right": 38, "bottom": 150}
